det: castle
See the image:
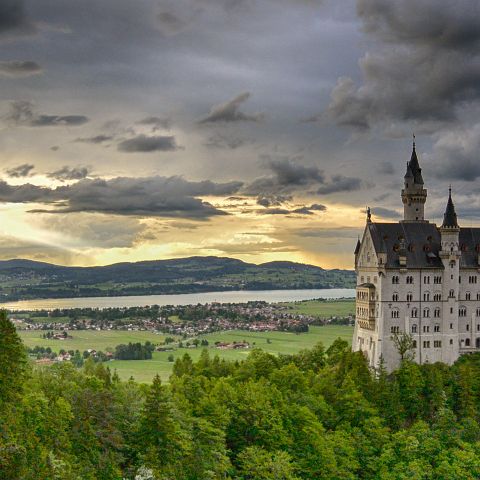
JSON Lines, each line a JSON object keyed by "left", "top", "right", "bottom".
{"left": 352, "top": 141, "right": 480, "bottom": 371}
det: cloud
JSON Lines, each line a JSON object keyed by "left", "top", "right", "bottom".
{"left": 371, "top": 207, "right": 401, "bottom": 218}
{"left": 0, "top": 0, "right": 36, "bottom": 38}
{"left": 328, "top": 0, "right": 480, "bottom": 131}
{"left": 0, "top": 61, "right": 42, "bottom": 77}
{"left": 245, "top": 157, "right": 325, "bottom": 195}
{"left": 136, "top": 116, "right": 172, "bottom": 131}
{"left": 117, "top": 134, "right": 179, "bottom": 153}
{"left": 428, "top": 124, "right": 480, "bottom": 181}
{"left": 316, "top": 175, "right": 365, "bottom": 194}
{"left": 5, "top": 101, "right": 88, "bottom": 127}
{"left": 47, "top": 166, "right": 90, "bottom": 182}
{"left": 6, "top": 163, "right": 35, "bottom": 178}
{"left": 256, "top": 194, "right": 292, "bottom": 207}
{"left": 75, "top": 135, "right": 114, "bottom": 144}
{"left": 378, "top": 161, "right": 395, "bottom": 175}
{"left": 0, "top": 175, "right": 243, "bottom": 219}
{"left": 39, "top": 213, "right": 146, "bottom": 248}
{"left": 257, "top": 203, "right": 326, "bottom": 216}
{"left": 199, "top": 92, "right": 264, "bottom": 123}
{"left": 204, "top": 133, "right": 249, "bottom": 149}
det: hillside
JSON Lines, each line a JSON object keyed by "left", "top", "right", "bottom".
{"left": 0, "top": 256, "right": 355, "bottom": 301}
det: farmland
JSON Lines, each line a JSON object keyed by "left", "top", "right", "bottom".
{"left": 21, "top": 325, "right": 353, "bottom": 382}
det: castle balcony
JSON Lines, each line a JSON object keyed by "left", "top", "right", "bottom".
{"left": 356, "top": 283, "right": 376, "bottom": 331}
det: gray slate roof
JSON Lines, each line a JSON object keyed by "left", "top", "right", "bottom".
{"left": 366, "top": 222, "right": 480, "bottom": 269}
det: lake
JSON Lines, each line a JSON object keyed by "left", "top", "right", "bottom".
{"left": 1, "top": 288, "right": 355, "bottom": 311}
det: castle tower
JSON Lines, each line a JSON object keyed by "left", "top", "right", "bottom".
{"left": 401, "top": 140, "right": 427, "bottom": 222}
{"left": 438, "top": 188, "right": 460, "bottom": 363}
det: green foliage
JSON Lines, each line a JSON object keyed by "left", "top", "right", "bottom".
{"left": 4, "top": 331, "right": 480, "bottom": 479}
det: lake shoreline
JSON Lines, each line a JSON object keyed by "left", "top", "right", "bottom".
{"left": 3, "top": 288, "right": 355, "bottom": 311}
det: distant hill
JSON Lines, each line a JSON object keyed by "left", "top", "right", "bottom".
{"left": 0, "top": 256, "right": 355, "bottom": 302}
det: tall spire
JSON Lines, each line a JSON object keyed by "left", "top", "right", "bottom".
{"left": 441, "top": 186, "right": 459, "bottom": 229}
{"left": 408, "top": 137, "right": 424, "bottom": 185}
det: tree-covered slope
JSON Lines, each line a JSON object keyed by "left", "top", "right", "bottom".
{"left": 0, "top": 256, "right": 355, "bottom": 300}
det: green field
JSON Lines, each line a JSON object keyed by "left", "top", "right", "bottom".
{"left": 27, "top": 325, "right": 351, "bottom": 383}
{"left": 286, "top": 299, "right": 355, "bottom": 317}
{"left": 20, "top": 330, "right": 166, "bottom": 352}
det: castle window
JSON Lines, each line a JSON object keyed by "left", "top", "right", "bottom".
{"left": 467, "top": 324, "right": 470, "bottom": 331}
{"left": 450, "top": 323, "right": 453, "bottom": 329}
{"left": 390, "top": 326, "right": 400, "bottom": 334}
{"left": 423, "top": 341, "right": 430, "bottom": 348}
{"left": 411, "top": 324, "right": 417, "bottom": 333}
{"left": 459, "top": 307, "right": 467, "bottom": 317}
{"left": 423, "top": 292, "right": 430, "bottom": 301}
{"left": 466, "top": 292, "right": 471, "bottom": 300}
{"left": 392, "top": 293, "right": 399, "bottom": 302}
{"left": 412, "top": 340, "right": 417, "bottom": 348}
{"left": 411, "top": 308, "right": 418, "bottom": 318}
{"left": 407, "top": 293, "right": 413, "bottom": 302}
{"left": 406, "top": 276, "right": 414, "bottom": 284}
{"left": 465, "top": 338, "right": 471, "bottom": 347}
{"left": 423, "top": 325, "right": 430, "bottom": 333}
{"left": 434, "top": 276, "right": 442, "bottom": 284}
{"left": 424, "top": 276, "right": 430, "bottom": 284}
{"left": 423, "top": 308, "right": 430, "bottom": 318}
{"left": 434, "top": 340, "right": 442, "bottom": 348}
{"left": 392, "top": 275, "right": 399, "bottom": 284}
{"left": 391, "top": 309, "right": 399, "bottom": 319}
{"left": 434, "top": 293, "right": 441, "bottom": 301}
{"left": 434, "top": 308, "right": 440, "bottom": 318}
{"left": 450, "top": 339, "right": 453, "bottom": 345}
{"left": 449, "top": 289, "right": 455, "bottom": 298}
{"left": 434, "top": 324, "right": 440, "bottom": 332}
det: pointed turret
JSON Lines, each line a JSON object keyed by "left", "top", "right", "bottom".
{"left": 441, "top": 187, "right": 459, "bottom": 229}
{"left": 401, "top": 138, "right": 428, "bottom": 222}
{"left": 408, "top": 141, "right": 424, "bottom": 185}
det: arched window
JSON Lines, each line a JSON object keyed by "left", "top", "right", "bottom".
{"left": 423, "top": 308, "right": 430, "bottom": 318}
{"left": 423, "top": 292, "right": 430, "bottom": 301}
{"left": 449, "top": 289, "right": 455, "bottom": 298}
{"left": 465, "top": 338, "right": 471, "bottom": 347}
{"left": 411, "top": 308, "right": 418, "bottom": 318}
{"left": 411, "top": 324, "right": 417, "bottom": 333}
{"left": 459, "top": 307, "right": 467, "bottom": 317}
{"left": 434, "top": 308, "right": 440, "bottom": 318}
{"left": 407, "top": 292, "right": 413, "bottom": 302}
{"left": 392, "top": 293, "right": 399, "bottom": 301}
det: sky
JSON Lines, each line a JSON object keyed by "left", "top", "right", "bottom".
{"left": 1, "top": 0, "right": 480, "bottom": 269}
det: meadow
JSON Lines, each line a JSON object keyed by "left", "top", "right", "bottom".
{"left": 19, "top": 298, "right": 355, "bottom": 382}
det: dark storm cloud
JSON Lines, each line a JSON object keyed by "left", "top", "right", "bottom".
{"left": 0, "top": 61, "right": 42, "bottom": 77}
{"left": 0, "top": 176, "right": 243, "bottom": 219}
{"left": 257, "top": 203, "right": 326, "bottom": 216}
{"left": 75, "top": 135, "right": 114, "bottom": 144}
{"left": 6, "top": 163, "right": 35, "bottom": 178}
{"left": 5, "top": 101, "right": 88, "bottom": 127}
{"left": 428, "top": 125, "right": 480, "bottom": 181}
{"left": 256, "top": 194, "right": 292, "bottom": 208}
{"left": 328, "top": 0, "right": 480, "bottom": 131}
{"left": 136, "top": 116, "right": 172, "bottom": 131}
{"left": 0, "top": 0, "right": 36, "bottom": 37}
{"left": 47, "top": 166, "right": 90, "bottom": 182}
{"left": 245, "top": 157, "right": 324, "bottom": 195}
{"left": 316, "top": 175, "right": 364, "bottom": 195}
{"left": 117, "top": 134, "right": 179, "bottom": 153}
{"left": 245, "top": 157, "right": 367, "bottom": 196}
{"left": 199, "top": 92, "right": 264, "bottom": 124}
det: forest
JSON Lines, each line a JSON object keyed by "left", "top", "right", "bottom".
{"left": 1, "top": 311, "right": 480, "bottom": 480}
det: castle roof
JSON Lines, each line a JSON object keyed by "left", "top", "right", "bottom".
{"left": 366, "top": 222, "right": 480, "bottom": 269}
{"left": 407, "top": 143, "right": 424, "bottom": 185}
{"left": 441, "top": 189, "right": 459, "bottom": 229}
